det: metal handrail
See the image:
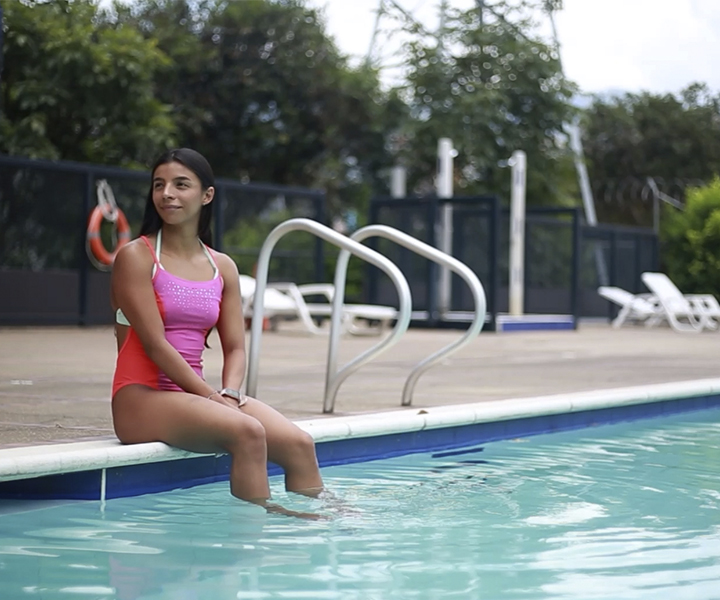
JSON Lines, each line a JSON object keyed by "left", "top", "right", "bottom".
{"left": 245, "top": 218, "right": 412, "bottom": 402}
{"left": 325, "top": 224, "right": 487, "bottom": 412}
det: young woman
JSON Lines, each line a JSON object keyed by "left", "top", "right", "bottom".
{"left": 110, "top": 148, "right": 324, "bottom": 514}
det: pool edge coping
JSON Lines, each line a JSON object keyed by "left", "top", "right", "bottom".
{"left": 2, "top": 377, "right": 720, "bottom": 483}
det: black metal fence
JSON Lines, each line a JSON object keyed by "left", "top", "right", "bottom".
{"left": 0, "top": 155, "right": 326, "bottom": 325}
{"left": 367, "top": 196, "right": 659, "bottom": 329}
{"left": 579, "top": 224, "right": 659, "bottom": 320}
{"left": 367, "top": 196, "right": 501, "bottom": 323}
{"left": 0, "top": 155, "right": 660, "bottom": 328}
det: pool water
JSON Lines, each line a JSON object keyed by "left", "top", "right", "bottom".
{"left": 2, "top": 408, "right": 720, "bottom": 600}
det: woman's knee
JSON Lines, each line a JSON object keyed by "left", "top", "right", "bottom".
{"left": 296, "top": 430, "right": 317, "bottom": 456}
{"left": 279, "top": 428, "right": 317, "bottom": 466}
{"left": 226, "top": 416, "right": 267, "bottom": 456}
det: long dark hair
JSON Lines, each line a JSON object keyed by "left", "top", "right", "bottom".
{"left": 139, "top": 148, "right": 215, "bottom": 247}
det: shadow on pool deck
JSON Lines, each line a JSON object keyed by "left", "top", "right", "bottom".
{"left": 0, "top": 322, "right": 718, "bottom": 448}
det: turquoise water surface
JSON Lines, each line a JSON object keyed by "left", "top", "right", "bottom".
{"left": 1, "top": 408, "right": 720, "bottom": 599}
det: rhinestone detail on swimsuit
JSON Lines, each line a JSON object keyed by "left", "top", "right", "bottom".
{"left": 166, "top": 281, "right": 218, "bottom": 313}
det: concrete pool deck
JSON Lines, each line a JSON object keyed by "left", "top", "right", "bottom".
{"left": 0, "top": 322, "right": 718, "bottom": 449}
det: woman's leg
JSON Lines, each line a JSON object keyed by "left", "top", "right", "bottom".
{"left": 112, "top": 385, "right": 270, "bottom": 503}
{"left": 238, "top": 397, "right": 324, "bottom": 495}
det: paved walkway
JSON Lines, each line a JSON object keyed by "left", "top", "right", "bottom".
{"left": 0, "top": 323, "right": 717, "bottom": 447}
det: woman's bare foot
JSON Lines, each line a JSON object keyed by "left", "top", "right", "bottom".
{"left": 265, "top": 502, "right": 329, "bottom": 520}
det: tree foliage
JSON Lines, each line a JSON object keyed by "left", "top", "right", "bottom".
{"left": 661, "top": 178, "right": 720, "bottom": 297}
{"left": 389, "top": 0, "right": 577, "bottom": 204}
{"left": 581, "top": 83, "right": 720, "bottom": 225}
{"left": 2, "top": 0, "right": 581, "bottom": 213}
{"left": 110, "top": 0, "right": 395, "bottom": 214}
{"left": 0, "top": 0, "right": 176, "bottom": 167}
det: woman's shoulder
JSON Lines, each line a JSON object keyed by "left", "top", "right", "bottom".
{"left": 113, "top": 237, "right": 155, "bottom": 271}
{"left": 209, "top": 250, "right": 238, "bottom": 269}
{"left": 210, "top": 250, "right": 240, "bottom": 279}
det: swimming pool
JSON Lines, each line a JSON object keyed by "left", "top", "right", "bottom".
{"left": 1, "top": 403, "right": 719, "bottom": 599}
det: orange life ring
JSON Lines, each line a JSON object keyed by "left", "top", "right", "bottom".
{"left": 86, "top": 206, "right": 131, "bottom": 266}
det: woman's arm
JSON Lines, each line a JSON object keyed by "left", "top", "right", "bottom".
{"left": 214, "top": 253, "right": 247, "bottom": 392}
{"left": 111, "top": 241, "right": 217, "bottom": 398}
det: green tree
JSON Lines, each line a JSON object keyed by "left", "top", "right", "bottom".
{"left": 0, "top": 0, "right": 176, "bottom": 167}
{"left": 112, "top": 0, "right": 396, "bottom": 216}
{"left": 388, "top": 0, "right": 577, "bottom": 204}
{"left": 661, "top": 178, "right": 720, "bottom": 297}
{"left": 582, "top": 83, "right": 720, "bottom": 226}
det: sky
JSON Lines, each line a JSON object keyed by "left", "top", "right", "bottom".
{"left": 304, "top": 0, "right": 720, "bottom": 97}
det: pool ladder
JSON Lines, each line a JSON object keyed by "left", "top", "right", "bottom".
{"left": 245, "top": 218, "right": 487, "bottom": 413}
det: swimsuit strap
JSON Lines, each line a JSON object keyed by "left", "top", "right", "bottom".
{"left": 201, "top": 243, "right": 220, "bottom": 279}
{"left": 156, "top": 229, "right": 219, "bottom": 279}
{"left": 139, "top": 234, "right": 163, "bottom": 278}
{"left": 155, "top": 229, "right": 162, "bottom": 263}
{"left": 139, "top": 235, "right": 160, "bottom": 263}
{"left": 154, "top": 229, "right": 167, "bottom": 275}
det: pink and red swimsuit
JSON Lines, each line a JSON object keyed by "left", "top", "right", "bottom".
{"left": 112, "top": 233, "right": 224, "bottom": 397}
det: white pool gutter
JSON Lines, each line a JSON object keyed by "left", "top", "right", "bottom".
{"left": 2, "top": 378, "right": 719, "bottom": 485}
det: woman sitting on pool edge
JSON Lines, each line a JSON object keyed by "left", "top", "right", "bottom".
{"left": 110, "top": 147, "right": 324, "bottom": 516}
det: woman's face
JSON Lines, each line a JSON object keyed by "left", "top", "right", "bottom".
{"left": 151, "top": 161, "right": 214, "bottom": 227}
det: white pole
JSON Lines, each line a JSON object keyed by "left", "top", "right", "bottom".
{"left": 391, "top": 165, "right": 407, "bottom": 198}
{"left": 568, "top": 118, "right": 609, "bottom": 285}
{"left": 437, "top": 138, "right": 454, "bottom": 314}
{"left": 568, "top": 121, "right": 597, "bottom": 226}
{"left": 508, "top": 150, "right": 527, "bottom": 316}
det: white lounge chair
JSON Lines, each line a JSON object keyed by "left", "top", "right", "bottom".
{"left": 239, "top": 275, "right": 299, "bottom": 331}
{"left": 597, "top": 286, "right": 662, "bottom": 328}
{"left": 685, "top": 294, "right": 720, "bottom": 331}
{"left": 640, "top": 272, "right": 709, "bottom": 333}
{"left": 239, "top": 275, "right": 398, "bottom": 335}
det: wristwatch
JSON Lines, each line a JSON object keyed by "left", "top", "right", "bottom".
{"left": 219, "top": 388, "right": 248, "bottom": 407}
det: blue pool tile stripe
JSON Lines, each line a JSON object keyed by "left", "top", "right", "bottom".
{"left": 315, "top": 393, "right": 720, "bottom": 467}
{"left": 495, "top": 314, "right": 575, "bottom": 332}
{"left": 2, "top": 394, "right": 718, "bottom": 501}
{"left": 0, "top": 469, "right": 103, "bottom": 500}
{"left": 2, "top": 378, "right": 720, "bottom": 500}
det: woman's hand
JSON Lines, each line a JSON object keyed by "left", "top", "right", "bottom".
{"left": 207, "top": 391, "right": 246, "bottom": 410}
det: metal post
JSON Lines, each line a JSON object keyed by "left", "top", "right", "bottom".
{"left": 427, "top": 198, "right": 439, "bottom": 322}
{"left": 78, "top": 172, "right": 94, "bottom": 325}
{"left": 570, "top": 208, "right": 581, "bottom": 326}
{"left": 368, "top": 200, "right": 380, "bottom": 304}
{"left": 489, "top": 195, "right": 500, "bottom": 330}
{"left": 314, "top": 194, "right": 326, "bottom": 283}
{"left": 569, "top": 119, "right": 609, "bottom": 286}
{"left": 523, "top": 217, "right": 530, "bottom": 313}
{"left": 246, "top": 218, "right": 412, "bottom": 403}
{"left": 437, "top": 138, "right": 454, "bottom": 315}
{"left": 647, "top": 176, "right": 684, "bottom": 234}
{"left": 508, "top": 150, "right": 527, "bottom": 316}
{"left": 609, "top": 229, "right": 618, "bottom": 287}
{"left": 568, "top": 122, "right": 597, "bottom": 226}
{"left": 335, "top": 224, "right": 486, "bottom": 409}
{"left": 390, "top": 166, "right": 406, "bottom": 198}
{"left": 608, "top": 229, "right": 619, "bottom": 321}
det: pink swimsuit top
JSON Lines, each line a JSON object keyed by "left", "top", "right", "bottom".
{"left": 112, "top": 232, "right": 224, "bottom": 396}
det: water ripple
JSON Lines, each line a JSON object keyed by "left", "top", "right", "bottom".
{"left": 1, "top": 410, "right": 719, "bottom": 599}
